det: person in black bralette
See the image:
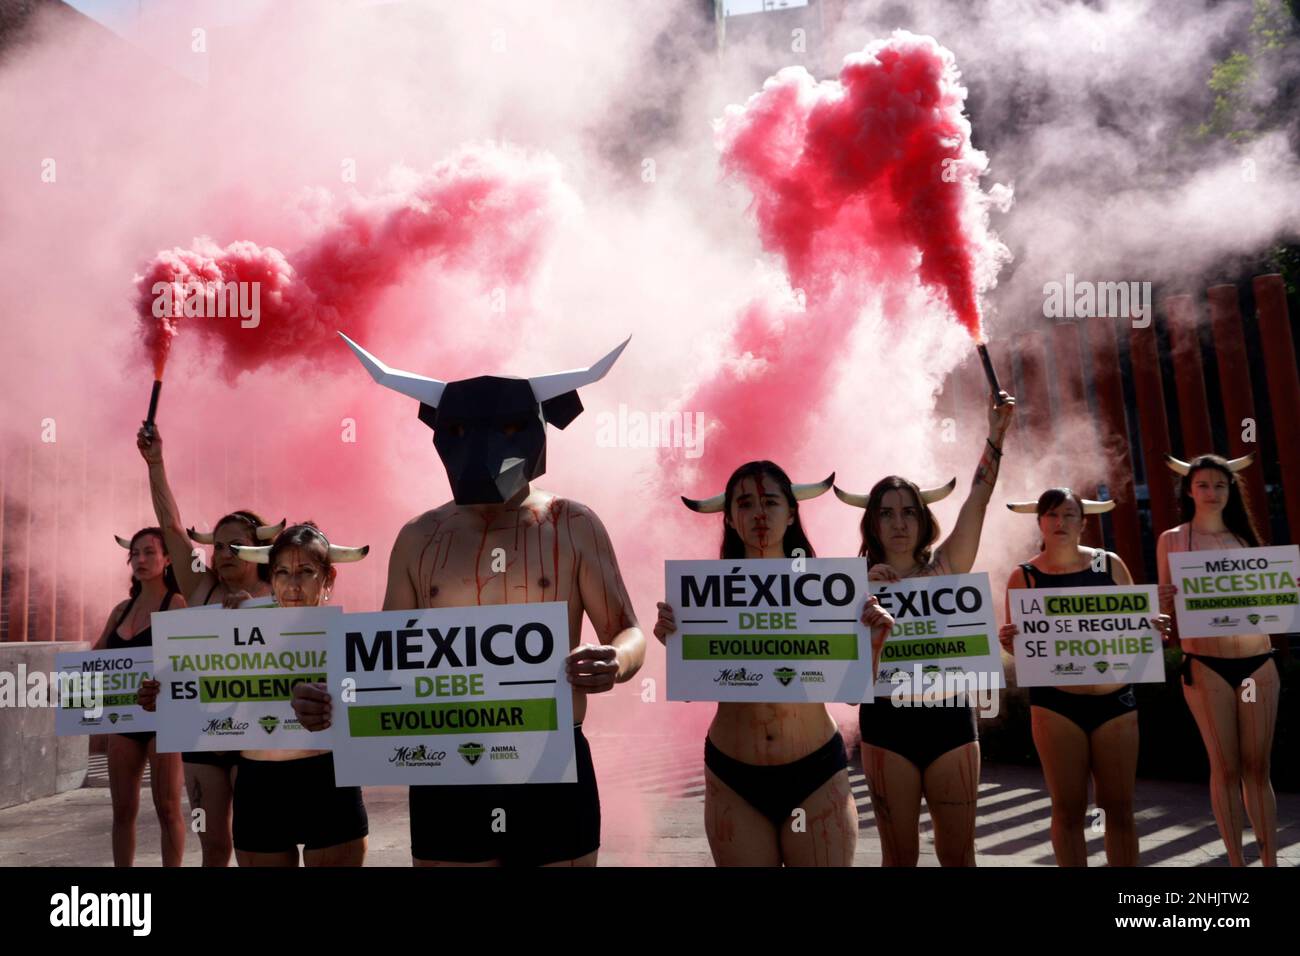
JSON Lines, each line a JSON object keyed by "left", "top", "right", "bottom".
{"left": 96, "top": 528, "right": 188, "bottom": 866}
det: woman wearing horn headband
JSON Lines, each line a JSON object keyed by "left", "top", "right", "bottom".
{"left": 836, "top": 391, "right": 1014, "bottom": 867}
{"left": 654, "top": 461, "right": 896, "bottom": 866}
{"left": 96, "top": 528, "right": 188, "bottom": 866}
{"left": 136, "top": 425, "right": 280, "bottom": 867}
{"left": 1157, "top": 453, "right": 1278, "bottom": 866}
{"left": 999, "top": 489, "right": 1170, "bottom": 866}
{"left": 222, "top": 522, "right": 371, "bottom": 866}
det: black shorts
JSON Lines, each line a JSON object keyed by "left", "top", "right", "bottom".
{"left": 409, "top": 725, "right": 600, "bottom": 866}
{"left": 116, "top": 731, "right": 156, "bottom": 747}
{"left": 183, "top": 751, "right": 239, "bottom": 770}
{"left": 232, "top": 753, "right": 368, "bottom": 854}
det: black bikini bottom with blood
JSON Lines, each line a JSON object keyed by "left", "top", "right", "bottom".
{"left": 704, "top": 732, "right": 847, "bottom": 826}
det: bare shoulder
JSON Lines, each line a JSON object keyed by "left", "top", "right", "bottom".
{"left": 108, "top": 598, "right": 130, "bottom": 619}
{"left": 395, "top": 506, "right": 456, "bottom": 544}
{"left": 1157, "top": 525, "right": 1183, "bottom": 546}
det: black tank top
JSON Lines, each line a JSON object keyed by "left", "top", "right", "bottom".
{"left": 1020, "top": 551, "right": 1116, "bottom": 589}
{"left": 105, "top": 590, "right": 178, "bottom": 649}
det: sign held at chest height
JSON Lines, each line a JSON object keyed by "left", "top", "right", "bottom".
{"left": 327, "top": 602, "right": 576, "bottom": 785}
{"left": 1167, "top": 545, "right": 1300, "bottom": 637}
{"left": 665, "top": 558, "right": 874, "bottom": 702}
{"left": 1011, "top": 585, "right": 1165, "bottom": 686}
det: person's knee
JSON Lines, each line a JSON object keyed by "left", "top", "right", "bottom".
{"left": 1051, "top": 802, "right": 1088, "bottom": 830}
{"left": 111, "top": 802, "right": 138, "bottom": 827}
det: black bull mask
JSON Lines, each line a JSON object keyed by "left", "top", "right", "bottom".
{"left": 340, "top": 332, "right": 629, "bottom": 504}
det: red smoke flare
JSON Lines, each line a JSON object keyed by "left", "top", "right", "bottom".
{"left": 134, "top": 145, "right": 566, "bottom": 381}
{"left": 716, "top": 30, "right": 1007, "bottom": 339}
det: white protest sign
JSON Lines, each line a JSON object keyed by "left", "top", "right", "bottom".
{"left": 1011, "top": 585, "right": 1165, "bottom": 686}
{"left": 1167, "top": 545, "right": 1300, "bottom": 637}
{"left": 870, "top": 572, "right": 1002, "bottom": 699}
{"left": 327, "top": 603, "right": 575, "bottom": 786}
{"left": 54, "top": 649, "right": 154, "bottom": 736}
{"left": 665, "top": 558, "right": 873, "bottom": 702}
{"left": 152, "top": 605, "right": 340, "bottom": 752}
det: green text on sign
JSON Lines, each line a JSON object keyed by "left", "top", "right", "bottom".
{"left": 348, "top": 698, "right": 559, "bottom": 736}
{"left": 199, "top": 673, "right": 326, "bottom": 703}
{"left": 880, "top": 634, "right": 990, "bottom": 662}
{"left": 681, "top": 634, "right": 858, "bottom": 660}
{"left": 1186, "top": 593, "right": 1298, "bottom": 611}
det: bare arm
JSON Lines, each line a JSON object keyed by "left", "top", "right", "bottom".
{"left": 137, "top": 426, "right": 206, "bottom": 598}
{"left": 572, "top": 502, "right": 645, "bottom": 685}
{"left": 935, "top": 392, "right": 1015, "bottom": 574}
{"left": 381, "top": 523, "right": 421, "bottom": 612}
{"left": 1109, "top": 552, "right": 1134, "bottom": 586}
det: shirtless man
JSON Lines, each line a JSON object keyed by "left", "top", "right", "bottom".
{"left": 135, "top": 426, "right": 280, "bottom": 867}
{"left": 293, "top": 333, "right": 645, "bottom": 867}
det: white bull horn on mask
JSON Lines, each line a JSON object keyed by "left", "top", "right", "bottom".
{"left": 338, "top": 331, "right": 630, "bottom": 407}
{"left": 114, "top": 535, "right": 133, "bottom": 549}
{"left": 187, "top": 518, "right": 286, "bottom": 545}
{"left": 1164, "top": 453, "right": 1255, "bottom": 476}
{"left": 527, "top": 336, "right": 632, "bottom": 403}
{"left": 1006, "top": 498, "right": 1116, "bottom": 515}
{"left": 833, "top": 477, "right": 956, "bottom": 509}
{"left": 339, "top": 332, "right": 446, "bottom": 406}
{"left": 682, "top": 473, "right": 835, "bottom": 514}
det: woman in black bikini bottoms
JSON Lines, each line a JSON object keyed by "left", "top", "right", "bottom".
{"left": 226, "top": 521, "right": 371, "bottom": 867}
{"left": 836, "top": 389, "right": 1014, "bottom": 866}
{"left": 95, "top": 528, "right": 188, "bottom": 866}
{"left": 1157, "top": 453, "right": 1279, "bottom": 866}
{"left": 999, "top": 488, "right": 1171, "bottom": 866}
{"left": 654, "top": 461, "right": 894, "bottom": 866}
{"left": 136, "top": 425, "right": 279, "bottom": 866}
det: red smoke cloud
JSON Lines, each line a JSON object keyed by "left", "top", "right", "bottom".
{"left": 664, "top": 31, "right": 1009, "bottom": 492}
{"left": 134, "top": 146, "right": 566, "bottom": 380}
{"left": 717, "top": 30, "right": 1007, "bottom": 338}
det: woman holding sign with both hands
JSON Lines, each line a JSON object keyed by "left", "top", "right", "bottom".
{"left": 999, "top": 489, "right": 1172, "bottom": 867}
{"left": 1157, "top": 453, "right": 1278, "bottom": 867}
{"left": 835, "top": 389, "right": 1014, "bottom": 867}
{"left": 140, "top": 521, "right": 371, "bottom": 867}
{"left": 655, "top": 461, "right": 896, "bottom": 867}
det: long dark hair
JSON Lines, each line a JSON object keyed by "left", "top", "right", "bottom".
{"left": 1178, "top": 455, "right": 1262, "bottom": 547}
{"left": 858, "top": 476, "right": 941, "bottom": 566}
{"left": 215, "top": 509, "right": 274, "bottom": 582}
{"left": 126, "top": 527, "right": 180, "bottom": 599}
{"left": 717, "top": 461, "right": 816, "bottom": 560}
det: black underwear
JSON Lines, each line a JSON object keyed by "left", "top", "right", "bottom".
{"left": 1029, "top": 685, "right": 1137, "bottom": 736}
{"left": 858, "top": 700, "right": 978, "bottom": 772}
{"left": 703, "top": 731, "right": 848, "bottom": 827}
{"left": 1181, "top": 651, "right": 1276, "bottom": 689}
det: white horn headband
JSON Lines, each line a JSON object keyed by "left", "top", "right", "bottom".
{"left": 1006, "top": 499, "right": 1116, "bottom": 515}
{"left": 681, "top": 473, "right": 835, "bottom": 514}
{"left": 833, "top": 477, "right": 957, "bottom": 509}
{"left": 1164, "top": 453, "right": 1255, "bottom": 476}
{"left": 187, "top": 518, "right": 286, "bottom": 546}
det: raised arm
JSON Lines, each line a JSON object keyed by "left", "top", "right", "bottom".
{"left": 570, "top": 501, "right": 645, "bottom": 689}
{"left": 136, "top": 425, "right": 206, "bottom": 598}
{"left": 935, "top": 391, "right": 1016, "bottom": 574}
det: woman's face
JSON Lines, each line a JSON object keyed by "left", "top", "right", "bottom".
{"left": 270, "top": 544, "right": 336, "bottom": 608}
{"left": 1038, "top": 497, "right": 1083, "bottom": 546}
{"left": 1188, "top": 467, "right": 1230, "bottom": 516}
{"left": 214, "top": 522, "right": 259, "bottom": 585}
{"left": 129, "top": 535, "right": 169, "bottom": 583}
{"left": 875, "top": 488, "right": 921, "bottom": 559}
{"left": 726, "top": 473, "right": 794, "bottom": 556}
